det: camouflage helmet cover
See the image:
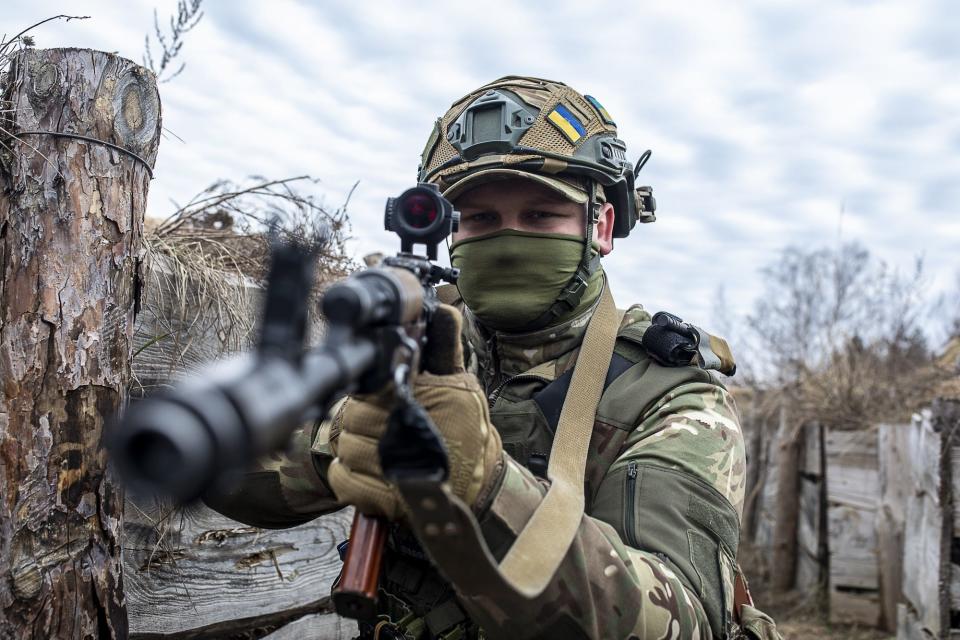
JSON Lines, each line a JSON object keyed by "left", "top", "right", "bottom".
{"left": 417, "top": 76, "right": 656, "bottom": 238}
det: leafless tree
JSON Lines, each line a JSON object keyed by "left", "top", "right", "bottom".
{"left": 745, "top": 242, "right": 937, "bottom": 427}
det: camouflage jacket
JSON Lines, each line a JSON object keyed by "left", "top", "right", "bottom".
{"left": 205, "top": 296, "right": 757, "bottom": 640}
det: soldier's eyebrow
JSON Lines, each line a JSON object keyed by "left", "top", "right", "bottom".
{"left": 525, "top": 196, "right": 577, "bottom": 210}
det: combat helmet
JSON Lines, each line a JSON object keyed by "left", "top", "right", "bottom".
{"left": 417, "top": 75, "right": 656, "bottom": 239}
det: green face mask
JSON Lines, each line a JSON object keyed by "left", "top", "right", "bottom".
{"left": 450, "top": 229, "right": 602, "bottom": 332}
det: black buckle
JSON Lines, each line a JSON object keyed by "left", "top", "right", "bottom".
{"left": 558, "top": 274, "right": 588, "bottom": 308}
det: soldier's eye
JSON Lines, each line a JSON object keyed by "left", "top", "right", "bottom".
{"left": 526, "top": 210, "right": 562, "bottom": 220}
{"left": 463, "top": 211, "right": 497, "bottom": 224}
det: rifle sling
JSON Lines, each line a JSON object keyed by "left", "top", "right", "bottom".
{"left": 398, "top": 282, "right": 620, "bottom": 599}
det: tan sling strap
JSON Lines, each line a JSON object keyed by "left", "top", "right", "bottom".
{"left": 497, "top": 282, "right": 619, "bottom": 589}
{"left": 398, "top": 282, "right": 621, "bottom": 600}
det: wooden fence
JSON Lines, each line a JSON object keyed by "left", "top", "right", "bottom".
{"left": 746, "top": 400, "right": 960, "bottom": 638}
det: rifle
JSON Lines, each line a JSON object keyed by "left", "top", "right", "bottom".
{"left": 110, "top": 183, "right": 460, "bottom": 620}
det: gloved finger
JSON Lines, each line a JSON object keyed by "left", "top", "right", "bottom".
{"left": 423, "top": 303, "right": 465, "bottom": 376}
{"left": 336, "top": 430, "right": 384, "bottom": 476}
{"left": 413, "top": 370, "right": 483, "bottom": 394}
{"left": 328, "top": 460, "right": 405, "bottom": 521}
{"left": 325, "top": 397, "right": 349, "bottom": 456}
{"left": 338, "top": 397, "right": 391, "bottom": 438}
{"left": 350, "top": 384, "right": 398, "bottom": 412}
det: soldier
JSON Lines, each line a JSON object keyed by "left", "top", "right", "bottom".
{"left": 205, "top": 76, "right": 781, "bottom": 639}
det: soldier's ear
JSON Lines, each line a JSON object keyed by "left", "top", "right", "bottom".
{"left": 595, "top": 202, "right": 615, "bottom": 255}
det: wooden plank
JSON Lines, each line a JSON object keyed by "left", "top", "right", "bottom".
{"left": 900, "top": 410, "right": 943, "bottom": 638}
{"left": 796, "top": 473, "right": 822, "bottom": 592}
{"left": 752, "top": 418, "right": 781, "bottom": 551}
{"left": 878, "top": 423, "right": 912, "bottom": 525}
{"left": 826, "top": 427, "right": 880, "bottom": 624}
{"left": 897, "top": 602, "right": 938, "bottom": 640}
{"left": 801, "top": 421, "right": 823, "bottom": 477}
{"left": 951, "top": 563, "right": 960, "bottom": 613}
{"left": 953, "top": 444, "right": 960, "bottom": 534}
{"left": 825, "top": 429, "right": 879, "bottom": 469}
{"left": 125, "top": 494, "right": 352, "bottom": 637}
{"left": 908, "top": 409, "right": 940, "bottom": 496}
{"left": 826, "top": 429, "right": 879, "bottom": 511}
{"left": 262, "top": 613, "right": 356, "bottom": 640}
{"left": 877, "top": 423, "right": 911, "bottom": 633}
{"left": 826, "top": 429, "right": 879, "bottom": 590}
{"left": 877, "top": 509, "right": 905, "bottom": 632}
{"left": 126, "top": 253, "right": 342, "bottom": 637}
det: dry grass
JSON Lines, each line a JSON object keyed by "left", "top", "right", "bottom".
{"left": 134, "top": 176, "right": 356, "bottom": 392}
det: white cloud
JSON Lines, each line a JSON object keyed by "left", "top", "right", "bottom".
{"left": 6, "top": 0, "right": 958, "bottom": 349}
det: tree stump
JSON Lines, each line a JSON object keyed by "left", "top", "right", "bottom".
{"left": 0, "top": 48, "right": 160, "bottom": 638}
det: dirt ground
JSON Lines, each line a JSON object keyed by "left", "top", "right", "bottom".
{"left": 775, "top": 618, "right": 891, "bottom": 640}
{"left": 768, "top": 600, "right": 893, "bottom": 640}
{"left": 743, "top": 544, "right": 894, "bottom": 640}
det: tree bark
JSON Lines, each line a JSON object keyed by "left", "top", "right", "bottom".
{"left": 0, "top": 48, "right": 160, "bottom": 638}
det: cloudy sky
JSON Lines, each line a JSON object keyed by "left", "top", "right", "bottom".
{"left": 7, "top": 0, "right": 959, "bottom": 345}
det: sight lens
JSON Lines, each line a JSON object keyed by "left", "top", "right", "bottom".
{"left": 400, "top": 193, "right": 437, "bottom": 229}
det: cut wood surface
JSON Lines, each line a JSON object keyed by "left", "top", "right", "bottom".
{"left": 0, "top": 47, "right": 160, "bottom": 638}
{"left": 125, "top": 495, "right": 352, "bottom": 638}
{"left": 261, "top": 612, "right": 356, "bottom": 640}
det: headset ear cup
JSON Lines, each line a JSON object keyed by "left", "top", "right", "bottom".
{"left": 611, "top": 189, "right": 634, "bottom": 238}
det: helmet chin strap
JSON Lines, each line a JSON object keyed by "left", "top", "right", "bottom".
{"left": 523, "top": 181, "right": 602, "bottom": 331}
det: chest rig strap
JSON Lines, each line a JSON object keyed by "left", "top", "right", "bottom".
{"left": 396, "top": 281, "right": 620, "bottom": 601}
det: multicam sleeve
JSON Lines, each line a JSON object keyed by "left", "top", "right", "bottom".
{"left": 455, "top": 381, "right": 744, "bottom": 639}
{"left": 201, "top": 406, "right": 343, "bottom": 529}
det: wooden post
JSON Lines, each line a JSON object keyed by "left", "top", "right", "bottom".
{"left": 935, "top": 399, "right": 959, "bottom": 639}
{"left": 898, "top": 407, "right": 950, "bottom": 638}
{"left": 0, "top": 48, "right": 160, "bottom": 638}
{"left": 740, "top": 390, "right": 764, "bottom": 544}
{"left": 771, "top": 405, "right": 802, "bottom": 592}
{"left": 795, "top": 422, "right": 824, "bottom": 594}
{"left": 877, "top": 422, "right": 910, "bottom": 633}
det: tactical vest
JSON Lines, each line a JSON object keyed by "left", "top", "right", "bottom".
{"left": 363, "top": 304, "right": 745, "bottom": 640}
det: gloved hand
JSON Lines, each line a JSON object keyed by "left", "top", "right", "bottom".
{"left": 327, "top": 304, "right": 503, "bottom": 521}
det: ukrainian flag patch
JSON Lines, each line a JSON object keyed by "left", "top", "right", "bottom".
{"left": 547, "top": 104, "right": 587, "bottom": 143}
{"left": 585, "top": 95, "right": 615, "bottom": 125}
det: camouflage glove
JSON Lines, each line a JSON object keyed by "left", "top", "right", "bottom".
{"left": 327, "top": 304, "right": 503, "bottom": 521}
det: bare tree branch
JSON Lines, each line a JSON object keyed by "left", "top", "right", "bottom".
{"left": 143, "top": 0, "right": 204, "bottom": 82}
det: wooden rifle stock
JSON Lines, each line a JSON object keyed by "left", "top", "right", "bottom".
{"left": 332, "top": 511, "right": 388, "bottom": 619}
